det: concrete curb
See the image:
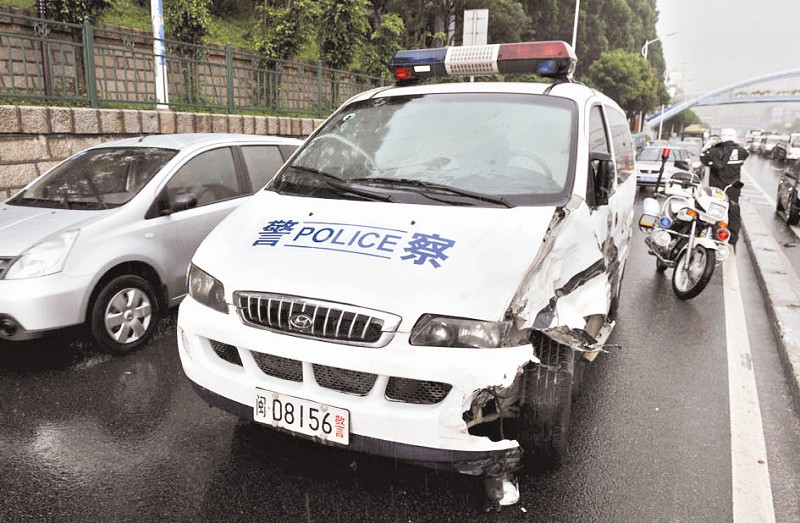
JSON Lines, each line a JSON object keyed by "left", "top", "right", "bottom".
{"left": 741, "top": 200, "right": 800, "bottom": 415}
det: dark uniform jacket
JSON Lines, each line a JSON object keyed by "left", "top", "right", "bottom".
{"left": 700, "top": 141, "right": 749, "bottom": 192}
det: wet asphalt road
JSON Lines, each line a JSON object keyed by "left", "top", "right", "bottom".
{"left": 2, "top": 168, "right": 800, "bottom": 522}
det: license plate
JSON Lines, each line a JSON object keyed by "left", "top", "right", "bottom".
{"left": 254, "top": 389, "right": 350, "bottom": 445}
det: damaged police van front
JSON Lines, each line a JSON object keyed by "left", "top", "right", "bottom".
{"left": 177, "top": 41, "right": 636, "bottom": 509}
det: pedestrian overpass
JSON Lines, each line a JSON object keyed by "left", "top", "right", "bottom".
{"left": 646, "top": 69, "right": 800, "bottom": 130}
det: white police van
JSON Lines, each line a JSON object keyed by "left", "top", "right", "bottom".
{"left": 177, "top": 41, "right": 636, "bottom": 509}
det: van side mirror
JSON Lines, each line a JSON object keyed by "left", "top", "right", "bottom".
{"left": 590, "top": 151, "right": 614, "bottom": 207}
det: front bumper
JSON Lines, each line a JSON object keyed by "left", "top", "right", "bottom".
{"left": 177, "top": 296, "right": 533, "bottom": 475}
{"left": 0, "top": 272, "right": 92, "bottom": 340}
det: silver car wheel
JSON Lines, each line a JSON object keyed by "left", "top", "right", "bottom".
{"left": 104, "top": 287, "right": 153, "bottom": 344}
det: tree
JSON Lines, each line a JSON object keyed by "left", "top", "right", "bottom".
{"left": 519, "top": 0, "right": 665, "bottom": 82}
{"left": 361, "top": 13, "right": 406, "bottom": 79}
{"left": 668, "top": 108, "right": 703, "bottom": 132}
{"left": 253, "top": 0, "right": 319, "bottom": 61}
{"left": 43, "top": 0, "right": 111, "bottom": 24}
{"left": 462, "top": 0, "right": 531, "bottom": 44}
{"left": 165, "top": 0, "right": 211, "bottom": 47}
{"left": 317, "top": 0, "right": 370, "bottom": 70}
{"left": 165, "top": 0, "right": 211, "bottom": 106}
{"left": 587, "top": 49, "right": 666, "bottom": 116}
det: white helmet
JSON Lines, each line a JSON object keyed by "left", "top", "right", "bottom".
{"left": 720, "top": 128, "right": 737, "bottom": 142}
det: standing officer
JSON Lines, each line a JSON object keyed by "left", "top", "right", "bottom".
{"left": 700, "top": 128, "right": 748, "bottom": 248}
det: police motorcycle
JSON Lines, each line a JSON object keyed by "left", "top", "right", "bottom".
{"left": 638, "top": 148, "right": 739, "bottom": 299}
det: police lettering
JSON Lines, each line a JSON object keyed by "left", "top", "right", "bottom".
{"left": 293, "top": 225, "right": 403, "bottom": 254}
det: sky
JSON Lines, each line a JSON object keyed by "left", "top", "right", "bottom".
{"left": 655, "top": 0, "right": 800, "bottom": 98}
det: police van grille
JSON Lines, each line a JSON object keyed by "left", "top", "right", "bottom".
{"left": 385, "top": 378, "right": 452, "bottom": 405}
{"left": 312, "top": 364, "right": 377, "bottom": 396}
{"left": 210, "top": 340, "right": 242, "bottom": 366}
{"left": 234, "top": 292, "right": 399, "bottom": 347}
{"left": 0, "top": 258, "right": 12, "bottom": 279}
{"left": 251, "top": 352, "right": 303, "bottom": 382}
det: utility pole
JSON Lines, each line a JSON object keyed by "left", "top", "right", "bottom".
{"left": 151, "top": 0, "right": 169, "bottom": 109}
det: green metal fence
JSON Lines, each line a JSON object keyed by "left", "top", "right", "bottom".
{"left": 0, "top": 11, "right": 384, "bottom": 118}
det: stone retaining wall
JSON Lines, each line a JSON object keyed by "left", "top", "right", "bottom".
{"left": 0, "top": 105, "right": 321, "bottom": 199}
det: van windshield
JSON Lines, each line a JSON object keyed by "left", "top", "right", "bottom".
{"left": 8, "top": 147, "right": 176, "bottom": 210}
{"left": 270, "top": 93, "right": 577, "bottom": 207}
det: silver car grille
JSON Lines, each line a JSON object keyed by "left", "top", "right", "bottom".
{"left": 233, "top": 292, "right": 401, "bottom": 347}
{"left": 0, "top": 258, "right": 13, "bottom": 279}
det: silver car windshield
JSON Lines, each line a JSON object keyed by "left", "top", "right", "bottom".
{"left": 271, "top": 93, "right": 577, "bottom": 207}
{"left": 8, "top": 147, "right": 176, "bottom": 210}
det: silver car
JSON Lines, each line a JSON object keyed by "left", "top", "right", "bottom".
{"left": 0, "top": 133, "right": 301, "bottom": 353}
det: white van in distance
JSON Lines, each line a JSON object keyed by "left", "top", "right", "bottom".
{"left": 177, "top": 41, "right": 637, "bottom": 510}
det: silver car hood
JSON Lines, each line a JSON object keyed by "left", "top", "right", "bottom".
{"left": 0, "top": 203, "right": 106, "bottom": 256}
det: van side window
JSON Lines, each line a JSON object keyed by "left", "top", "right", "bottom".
{"left": 587, "top": 105, "right": 613, "bottom": 207}
{"left": 589, "top": 106, "right": 610, "bottom": 154}
{"left": 166, "top": 147, "right": 241, "bottom": 209}
{"left": 605, "top": 107, "right": 635, "bottom": 184}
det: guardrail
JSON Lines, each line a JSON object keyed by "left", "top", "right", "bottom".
{"left": 0, "top": 10, "right": 384, "bottom": 118}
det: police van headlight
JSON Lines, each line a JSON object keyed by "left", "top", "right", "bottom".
{"left": 187, "top": 264, "right": 227, "bottom": 314}
{"left": 410, "top": 314, "right": 512, "bottom": 348}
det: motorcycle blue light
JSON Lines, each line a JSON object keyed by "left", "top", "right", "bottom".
{"left": 659, "top": 216, "right": 673, "bottom": 228}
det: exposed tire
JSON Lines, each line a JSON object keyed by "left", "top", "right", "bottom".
{"left": 571, "top": 356, "right": 589, "bottom": 403}
{"left": 776, "top": 188, "right": 784, "bottom": 212}
{"left": 656, "top": 257, "right": 668, "bottom": 273}
{"left": 607, "top": 263, "right": 626, "bottom": 321}
{"left": 90, "top": 274, "right": 159, "bottom": 355}
{"left": 671, "top": 245, "right": 715, "bottom": 300}
{"left": 519, "top": 334, "right": 574, "bottom": 471}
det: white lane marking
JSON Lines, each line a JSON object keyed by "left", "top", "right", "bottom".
{"left": 723, "top": 254, "right": 776, "bottom": 522}
{"left": 741, "top": 168, "right": 800, "bottom": 240}
{"left": 741, "top": 168, "right": 774, "bottom": 203}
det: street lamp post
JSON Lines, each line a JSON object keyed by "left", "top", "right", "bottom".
{"left": 641, "top": 32, "right": 677, "bottom": 61}
{"left": 638, "top": 32, "right": 677, "bottom": 132}
{"left": 571, "top": 0, "right": 580, "bottom": 51}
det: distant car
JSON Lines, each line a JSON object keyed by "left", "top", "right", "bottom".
{"left": 0, "top": 133, "right": 302, "bottom": 353}
{"left": 635, "top": 146, "right": 693, "bottom": 188}
{"left": 758, "top": 134, "right": 783, "bottom": 156}
{"left": 772, "top": 133, "right": 800, "bottom": 163}
{"left": 776, "top": 160, "right": 800, "bottom": 225}
{"left": 671, "top": 140, "right": 704, "bottom": 176}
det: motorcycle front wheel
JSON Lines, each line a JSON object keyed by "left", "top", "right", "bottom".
{"left": 672, "top": 245, "right": 716, "bottom": 300}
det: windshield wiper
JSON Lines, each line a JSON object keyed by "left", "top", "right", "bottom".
{"left": 284, "top": 166, "right": 392, "bottom": 202}
{"left": 351, "top": 177, "right": 515, "bottom": 208}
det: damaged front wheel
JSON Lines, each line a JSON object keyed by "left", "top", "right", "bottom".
{"left": 518, "top": 333, "right": 575, "bottom": 471}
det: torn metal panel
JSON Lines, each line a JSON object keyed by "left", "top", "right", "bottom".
{"left": 462, "top": 368, "right": 525, "bottom": 431}
{"left": 508, "top": 195, "right": 619, "bottom": 348}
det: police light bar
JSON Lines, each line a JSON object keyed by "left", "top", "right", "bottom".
{"left": 388, "top": 41, "right": 577, "bottom": 83}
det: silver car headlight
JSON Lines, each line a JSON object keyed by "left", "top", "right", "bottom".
{"left": 410, "top": 314, "right": 513, "bottom": 348}
{"left": 4, "top": 230, "right": 79, "bottom": 279}
{"left": 187, "top": 264, "right": 227, "bottom": 314}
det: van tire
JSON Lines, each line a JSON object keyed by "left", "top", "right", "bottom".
{"left": 90, "top": 275, "right": 159, "bottom": 355}
{"left": 519, "top": 334, "right": 574, "bottom": 471}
